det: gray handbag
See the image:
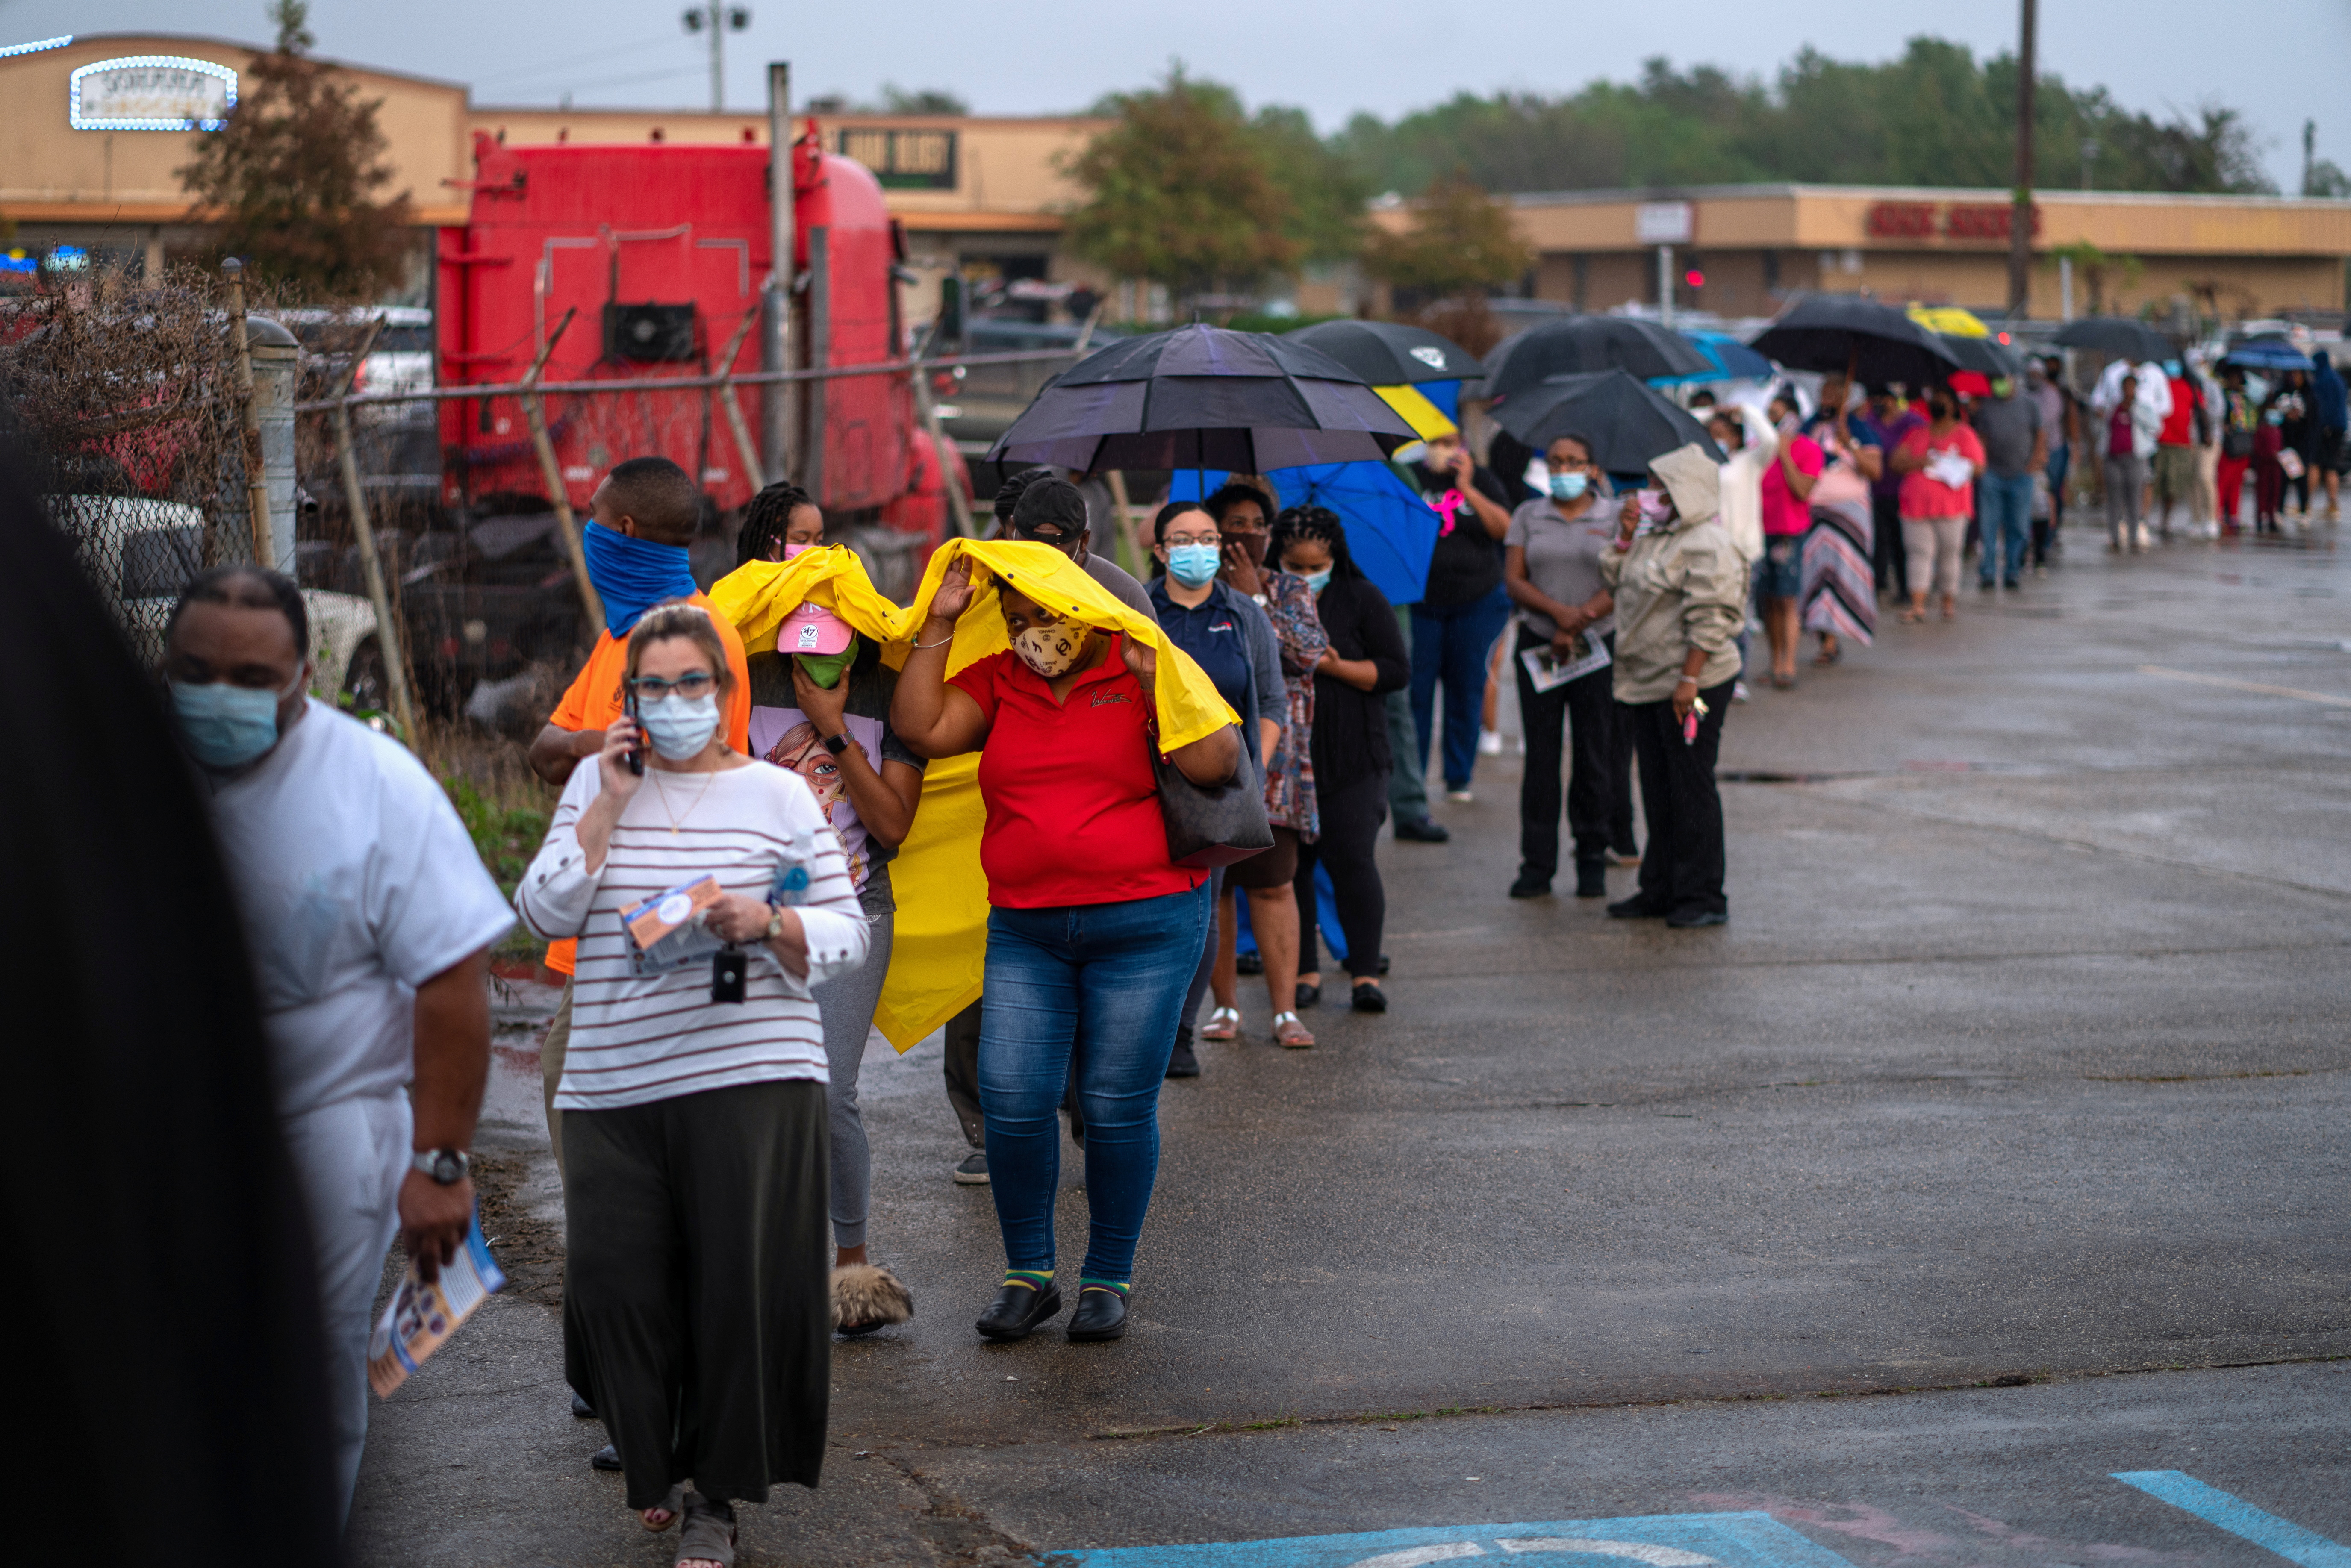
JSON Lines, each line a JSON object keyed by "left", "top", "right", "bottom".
{"left": 1147, "top": 696, "right": 1273, "bottom": 869}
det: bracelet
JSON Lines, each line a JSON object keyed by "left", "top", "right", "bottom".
{"left": 910, "top": 631, "right": 955, "bottom": 649}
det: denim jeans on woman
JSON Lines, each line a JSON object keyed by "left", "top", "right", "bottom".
{"left": 978, "top": 881, "right": 1214, "bottom": 1285}
{"left": 1977, "top": 470, "right": 2035, "bottom": 585}
{"left": 1410, "top": 583, "right": 1512, "bottom": 791}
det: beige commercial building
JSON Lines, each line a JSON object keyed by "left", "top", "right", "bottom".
{"left": 0, "top": 31, "right": 1106, "bottom": 317}
{"left": 1485, "top": 184, "right": 2351, "bottom": 322}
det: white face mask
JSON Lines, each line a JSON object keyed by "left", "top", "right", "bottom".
{"left": 639, "top": 693, "right": 722, "bottom": 759}
{"left": 1011, "top": 618, "right": 1092, "bottom": 679}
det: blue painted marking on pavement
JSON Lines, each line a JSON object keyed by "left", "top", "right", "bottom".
{"left": 2112, "top": 1471, "right": 2351, "bottom": 1568}
{"left": 1052, "top": 1512, "right": 1859, "bottom": 1568}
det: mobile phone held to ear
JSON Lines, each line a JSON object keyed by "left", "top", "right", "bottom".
{"left": 622, "top": 694, "right": 645, "bottom": 776}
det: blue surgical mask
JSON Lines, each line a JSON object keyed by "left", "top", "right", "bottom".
{"left": 172, "top": 672, "right": 301, "bottom": 771}
{"left": 1164, "top": 543, "right": 1221, "bottom": 588}
{"left": 1548, "top": 471, "right": 1590, "bottom": 502}
{"left": 1299, "top": 567, "right": 1332, "bottom": 594}
{"left": 638, "top": 693, "right": 722, "bottom": 759}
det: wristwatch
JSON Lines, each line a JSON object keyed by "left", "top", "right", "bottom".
{"left": 766, "top": 904, "right": 788, "bottom": 941}
{"left": 412, "top": 1148, "right": 470, "bottom": 1184}
{"left": 820, "top": 731, "right": 849, "bottom": 756}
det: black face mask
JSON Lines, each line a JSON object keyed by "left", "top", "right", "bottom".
{"left": 1929, "top": 400, "right": 1956, "bottom": 421}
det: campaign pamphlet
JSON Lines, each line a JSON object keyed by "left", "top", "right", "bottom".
{"left": 1520, "top": 617, "right": 1614, "bottom": 694}
{"left": 367, "top": 1212, "right": 505, "bottom": 1398}
{"left": 620, "top": 874, "right": 728, "bottom": 976}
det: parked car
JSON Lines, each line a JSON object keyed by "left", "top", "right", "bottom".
{"left": 50, "top": 493, "right": 378, "bottom": 700}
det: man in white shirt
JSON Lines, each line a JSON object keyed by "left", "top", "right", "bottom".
{"left": 164, "top": 566, "right": 514, "bottom": 1524}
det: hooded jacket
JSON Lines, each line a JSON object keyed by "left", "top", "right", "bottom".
{"left": 1599, "top": 443, "right": 1748, "bottom": 703}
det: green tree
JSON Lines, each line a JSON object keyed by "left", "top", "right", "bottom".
{"left": 177, "top": 0, "right": 414, "bottom": 297}
{"left": 1335, "top": 36, "right": 2273, "bottom": 198}
{"left": 1250, "top": 104, "right": 1368, "bottom": 265}
{"left": 876, "top": 85, "right": 969, "bottom": 115}
{"left": 1062, "top": 68, "right": 1297, "bottom": 305}
{"left": 1361, "top": 174, "right": 1530, "bottom": 304}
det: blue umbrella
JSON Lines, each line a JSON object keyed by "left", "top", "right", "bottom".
{"left": 1167, "top": 462, "right": 1438, "bottom": 606}
{"left": 2224, "top": 336, "right": 2315, "bottom": 372}
{"left": 1650, "top": 330, "right": 1776, "bottom": 385}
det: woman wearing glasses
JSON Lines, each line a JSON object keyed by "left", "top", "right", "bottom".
{"left": 1504, "top": 433, "right": 1625, "bottom": 901}
{"left": 517, "top": 603, "right": 869, "bottom": 1568}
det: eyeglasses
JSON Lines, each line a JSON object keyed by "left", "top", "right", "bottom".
{"left": 1161, "top": 530, "right": 1221, "bottom": 548}
{"left": 627, "top": 671, "right": 718, "bottom": 700}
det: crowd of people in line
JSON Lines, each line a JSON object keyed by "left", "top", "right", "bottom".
{"left": 165, "top": 338, "right": 2351, "bottom": 1561}
{"left": 157, "top": 402, "right": 1761, "bottom": 1563}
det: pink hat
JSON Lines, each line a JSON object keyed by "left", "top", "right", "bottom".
{"left": 778, "top": 598, "right": 852, "bottom": 656}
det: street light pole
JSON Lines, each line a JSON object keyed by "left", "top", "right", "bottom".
{"left": 2009, "top": 0, "right": 2037, "bottom": 318}
{"left": 681, "top": 4, "right": 750, "bottom": 113}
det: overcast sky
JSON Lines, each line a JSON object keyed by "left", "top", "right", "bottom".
{"left": 12, "top": 0, "right": 2350, "bottom": 190}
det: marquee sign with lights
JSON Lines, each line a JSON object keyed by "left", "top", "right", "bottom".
{"left": 69, "top": 56, "right": 238, "bottom": 131}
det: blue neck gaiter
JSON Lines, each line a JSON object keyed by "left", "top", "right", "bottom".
{"left": 580, "top": 521, "right": 699, "bottom": 637}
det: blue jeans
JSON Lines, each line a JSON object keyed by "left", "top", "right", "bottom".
{"left": 1978, "top": 471, "right": 2034, "bottom": 584}
{"left": 978, "top": 881, "right": 1213, "bottom": 1283}
{"left": 1410, "top": 584, "right": 1512, "bottom": 791}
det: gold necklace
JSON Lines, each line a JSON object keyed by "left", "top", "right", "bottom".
{"left": 648, "top": 764, "right": 719, "bottom": 835}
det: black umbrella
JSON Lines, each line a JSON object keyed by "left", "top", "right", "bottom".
{"left": 1489, "top": 369, "right": 1723, "bottom": 474}
{"left": 1283, "top": 319, "right": 1482, "bottom": 384}
{"left": 984, "top": 323, "right": 1416, "bottom": 472}
{"left": 1483, "top": 316, "right": 1714, "bottom": 401}
{"left": 2051, "top": 317, "right": 2175, "bottom": 362}
{"left": 1937, "top": 333, "right": 2024, "bottom": 378}
{"left": 1747, "top": 296, "right": 1961, "bottom": 389}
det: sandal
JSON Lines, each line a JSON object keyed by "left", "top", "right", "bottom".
{"left": 1272, "top": 1011, "right": 1315, "bottom": 1048}
{"left": 1198, "top": 1006, "right": 1242, "bottom": 1042}
{"left": 676, "top": 1491, "right": 737, "bottom": 1568}
{"left": 1813, "top": 645, "right": 1841, "bottom": 666}
{"left": 642, "top": 1483, "right": 688, "bottom": 1533}
{"left": 1898, "top": 607, "right": 1927, "bottom": 624}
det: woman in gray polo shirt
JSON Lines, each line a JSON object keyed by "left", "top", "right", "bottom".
{"left": 1503, "top": 432, "right": 1625, "bottom": 900}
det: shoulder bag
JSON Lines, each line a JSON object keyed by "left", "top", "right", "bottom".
{"left": 1145, "top": 659, "right": 1273, "bottom": 869}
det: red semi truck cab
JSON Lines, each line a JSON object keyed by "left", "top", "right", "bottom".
{"left": 436, "top": 124, "right": 944, "bottom": 550}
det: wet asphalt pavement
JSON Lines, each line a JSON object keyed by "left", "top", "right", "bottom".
{"left": 349, "top": 522, "right": 2350, "bottom": 1567}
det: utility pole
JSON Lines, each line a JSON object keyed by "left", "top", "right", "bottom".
{"left": 761, "top": 60, "right": 797, "bottom": 483}
{"left": 2305, "top": 120, "right": 2319, "bottom": 197}
{"left": 2009, "top": 0, "right": 2037, "bottom": 318}
{"left": 681, "top": 4, "right": 751, "bottom": 113}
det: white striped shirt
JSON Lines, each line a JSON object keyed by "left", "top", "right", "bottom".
{"left": 516, "top": 759, "right": 868, "bottom": 1111}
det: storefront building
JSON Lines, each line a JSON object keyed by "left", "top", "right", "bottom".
{"left": 0, "top": 32, "right": 1105, "bottom": 319}
{"left": 1499, "top": 184, "right": 2351, "bottom": 322}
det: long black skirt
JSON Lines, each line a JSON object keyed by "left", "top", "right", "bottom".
{"left": 563, "top": 1078, "right": 831, "bottom": 1509}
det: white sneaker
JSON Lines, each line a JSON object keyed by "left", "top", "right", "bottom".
{"left": 1732, "top": 680, "right": 1751, "bottom": 703}
{"left": 1477, "top": 728, "right": 1503, "bottom": 756}
{"left": 1446, "top": 788, "right": 1475, "bottom": 803}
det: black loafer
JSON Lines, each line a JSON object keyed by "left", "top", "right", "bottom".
{"left": 1607, "top": 897, "right": 1670, "bottom": 919}
{"left": 1508, "top": 874, "right": 1552, "bottom": 899}
{"left": 571, "top": 1391, "right": 596, "bottom": 1419}
{"left": 591, "top": 1443, "right": 622, "bottom": 1471}
{"left": 1165, "top": 1035, "right": 1200, "bottom": 1079}
{"left": 975, "top": 1282, "right": 1062, "bottom": 1341}
{"left": 1067, "top": 1286, "right": 1129, "bottom": 1341}
{"left": 1351, "top": 982, "right": 1388, "bottom": 1013}
{"left": 1666, "top": 907, "right": 1729, "bottom": 928}
{"left": 1296, "top": 980, "right": 1321, "bottom": 1009}
{"left": 1393, "top": 815, "right": 1451, "bottom": 843}
{"left": 1574, "top": 865, "right": 1609, "bottom": 899}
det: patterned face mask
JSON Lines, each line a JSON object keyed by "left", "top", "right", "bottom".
{"left": 1011, "top": 616, "right": 1092, "bottom": 678}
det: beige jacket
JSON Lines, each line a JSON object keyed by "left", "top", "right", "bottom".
{"left": 1599, "top": 443, "right": 1748, "bottom": 704}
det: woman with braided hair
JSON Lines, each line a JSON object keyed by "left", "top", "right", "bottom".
{"left": 1268, "top": 506, "right": 1409, "bottom": 1016}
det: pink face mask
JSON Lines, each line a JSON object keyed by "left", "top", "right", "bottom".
{"left": 1633, "top": 490, "right": 1674, "bottom": 524}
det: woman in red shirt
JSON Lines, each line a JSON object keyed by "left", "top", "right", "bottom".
{"left": 1889, "top": 386, "right": 1987, "bottom": 623}
{"left": 893, "top": 536, "right": 1239, "bottom": 1347}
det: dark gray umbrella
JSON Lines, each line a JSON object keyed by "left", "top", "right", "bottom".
{"left": 1748, "top": 295, "right": 1961, "bottom": 389}
{"left": 2051, "top": 317, "right": 2175, "bottom": 362}
{"left": 984, "top": 323, "right": 1416, "bottom": 473}
{"left": 1489, "top": 369, "right": 1723, "bottom": 474}
{"left": 1937, "top": 333, "right": 2024, "bottom": 378}
{"left": 1283, "top": 319, "right": 1482, "bottom": 384}
{"left": 1483, "top": 316, "right": 1714, "bottom": 401}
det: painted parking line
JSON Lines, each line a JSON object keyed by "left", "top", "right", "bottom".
{"left": 1054, "top": 1513, "right": 1856, "bottom": 1568}
{"left": 2112, "top": 1472, "right": 2351, "bottom": 1568}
